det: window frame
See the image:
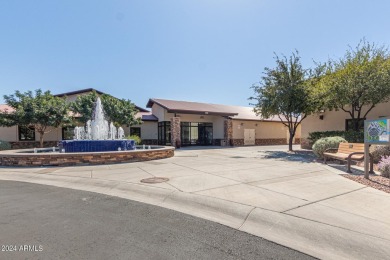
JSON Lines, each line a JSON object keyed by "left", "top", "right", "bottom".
{"left": 18, "top": 125, "right": 36, "bottom": 141}
{"left": 130, "top": 127, "right": 141, "bottom": 138}
{"left": 62, "top": 126, "right": 75, "bottom": 140}
{"left": 345, "top": 118, "right": 365, "bottom": 131}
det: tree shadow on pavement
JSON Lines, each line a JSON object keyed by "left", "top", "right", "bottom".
{"left": 260, "top": 150, "right": 316, "bottom": 163}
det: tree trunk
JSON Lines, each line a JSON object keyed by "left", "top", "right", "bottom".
{"left": 288, "top": 132, "right": 294, "bottom": 152}
{"left": 39, "top": 133, "right": 44, "bottom": 148}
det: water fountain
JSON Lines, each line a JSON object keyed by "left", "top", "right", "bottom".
{"left": 59, "top": 97, "right": 136, "bottom": 153}
{"left": 0, "top": 97, "right": 174, "bottom": 166}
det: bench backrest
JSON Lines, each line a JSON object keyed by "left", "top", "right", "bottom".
{"left": 337, "top": 143, "right": 364, "bottom": 154}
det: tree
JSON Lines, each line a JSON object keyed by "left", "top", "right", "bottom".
{"left": 322, "top": 40, "right": 390, "bottom": 131}
{"left": 251, "top": 51, "right": 322, "bottom": 151}
{"left": 0, "top": 89, "right": 70, "bottom": 147}
{"left": 69, "top": 91, "right": 99, "bottom": 124}
{"left": 101, "top": 94, "right": 141, "bottom": 127}
{"left": 70, "top": 92, "right": 141, "bottom": 127}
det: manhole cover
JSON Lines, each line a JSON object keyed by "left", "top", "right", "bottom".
{"left": 140, "top": 177, "right": 169, "bottom": 184}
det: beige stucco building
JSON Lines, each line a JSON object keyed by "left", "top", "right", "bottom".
{"left": 0, "top": 88, "right": 300, "bottom": 148}
{"left": 300, "top": 102, "right": 390, "bottom": 148}
{"left": 147, "top": 98, "right": 300, "bottom": 147}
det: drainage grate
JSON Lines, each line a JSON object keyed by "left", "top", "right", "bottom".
{"left": 140, "top": 177, "right": 169, "bottom": 184}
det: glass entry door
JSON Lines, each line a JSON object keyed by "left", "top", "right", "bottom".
{"left": 181, "top": 122, "right": 213, "bottom": 146}
{"left": 198, "top": 123, "right": 213, "bottom": 145}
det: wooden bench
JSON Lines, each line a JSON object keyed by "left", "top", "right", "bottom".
{"left": 323, "top": 143, "right": 373, "bottom": 173}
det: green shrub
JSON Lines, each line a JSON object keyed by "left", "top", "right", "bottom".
{"left": 312, "top": 136, "right": 347, "bottom": 159}
{"left": 126, "top": 135, "right": 141, "bottom": 145}
{"left": 308, "top": 130, "right": 364, "bottom": 146}
{"left": 369, "top": 145, "right": 390, "bottom": 163}
{"left": 0, "top": 140, "right": 11, "bottom": 150}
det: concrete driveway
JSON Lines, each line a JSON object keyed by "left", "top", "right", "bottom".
{"left": 0, "top": 145, "right": 389, "bottom": 259}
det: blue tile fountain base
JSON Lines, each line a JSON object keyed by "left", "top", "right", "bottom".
{"left": 59, "top": 140, "right": 136, "bottom": 153}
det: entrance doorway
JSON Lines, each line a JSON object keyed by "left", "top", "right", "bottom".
{"left": 181, "top": 122, "right": 213, "bottom": 146}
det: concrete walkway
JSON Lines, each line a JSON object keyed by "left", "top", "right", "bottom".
{"left": 1, "top": 145, "right": 389, "bottom": 259}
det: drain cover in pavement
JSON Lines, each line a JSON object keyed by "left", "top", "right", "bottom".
{"left": 140, "top": 177, "right": 169, "bottom": 184}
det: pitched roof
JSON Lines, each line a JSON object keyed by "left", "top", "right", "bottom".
{"left": 54, "top": 88, "right": 105, "bottom": 97}
{"left": 0, "top": 103, "right": 157, "bottom": 122}
{"left": 54, "top": 88, "right": 149, "bottom": 112}
{"left": 147, "top": 98, "right": 239, "bottom": 117}
{"left": 146, "top": 98, "right": 285, "bottom": 122}
{"left": 136, "top": 111, "right": 158, "bottom": 121}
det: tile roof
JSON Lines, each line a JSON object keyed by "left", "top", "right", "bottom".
{"left": 146, "top": 98, "right": 286, "bottom": 122}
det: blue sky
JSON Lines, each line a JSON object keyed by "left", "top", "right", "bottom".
{"left": 1, "top": 0, "right": 389, "bottom": 108}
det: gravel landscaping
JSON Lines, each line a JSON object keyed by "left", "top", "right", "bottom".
{"left": 341, "top": 174, "right": 390, "bottom": 194}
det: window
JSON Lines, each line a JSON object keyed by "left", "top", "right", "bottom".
{"left": 181, "top": 122, "right": 213, "bottom": 146}
{"left": 62, "top": 127, "right": 75, "bottom": 140}
{"left": 345, "top": 119, "right": 365, "bottom": 131}
{"left": 130, "top": 127, "right": 141, "bottom": 137}
{"left": 18, "top": 126, "right": 35, "bottom": 141}
{"left": 158, "top": 121, "right": 171, "bottom": 145}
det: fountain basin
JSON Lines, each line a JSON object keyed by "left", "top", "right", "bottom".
{"left": 59, "top": 140, "right": 136, "bottom": 153}
{"left": 0, "top": 146, "right": 174, "bottom": 166}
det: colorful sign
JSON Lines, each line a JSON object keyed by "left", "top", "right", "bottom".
{"left": 364, "top": 119, "right": 390, "bottom": 143}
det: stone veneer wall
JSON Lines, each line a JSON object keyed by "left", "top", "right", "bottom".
{"left": 170, "top": 117, "right": 181, "bottom": 148}
{"left": 0, "top": 147, "right": 174, "bottom": 167}
{"left": 255, "top": 138, "right": 287, "bottom": 145}
{"left": 224, "top": 119, "right": 233, "bottom": 145}
{"left": 10, "top": 141, "right": 58, "bottom": 149}
{"left": 231, "top": 139, "right": 244, "bottom": 146}
{"left": 229, "top": 138, "right": 301, "bottom": 146}
{"left": 9, "top": 140, "right": 164, "bottom": 149}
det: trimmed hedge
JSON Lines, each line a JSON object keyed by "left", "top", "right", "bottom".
{"left": 312, "top": 136, "right": 347, "bottom": 159}
{"left": 308, "top": 130, "right": 364, "bottom": 146}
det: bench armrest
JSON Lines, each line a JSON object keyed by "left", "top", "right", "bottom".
{"left": 347, "top": 152, "right": 364, "bottom": 160}
{"left": 324, "top": 148, "right": 338, "bottom": 153}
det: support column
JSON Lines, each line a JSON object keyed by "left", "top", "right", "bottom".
{"left": 170, "top": 117, "right": 181, "bottom": 148}
{"left": 224, "top": 119, "right": 233, "bottom": 146}
{"left": 364, "top": 143, "right": 370, "bottom": 179}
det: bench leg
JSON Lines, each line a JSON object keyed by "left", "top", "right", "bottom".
{"left": 324, "top": 156, "right": 327, "bottom": 164}
{"left": 347, "top": 159, "right": 352, "bottom": 173}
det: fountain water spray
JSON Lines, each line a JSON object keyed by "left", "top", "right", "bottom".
{"left": 60, "top": 97, "right": 135, "bottom": 153}
{"left": 74, "top": 97, "right": 125, "bottom": 140}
